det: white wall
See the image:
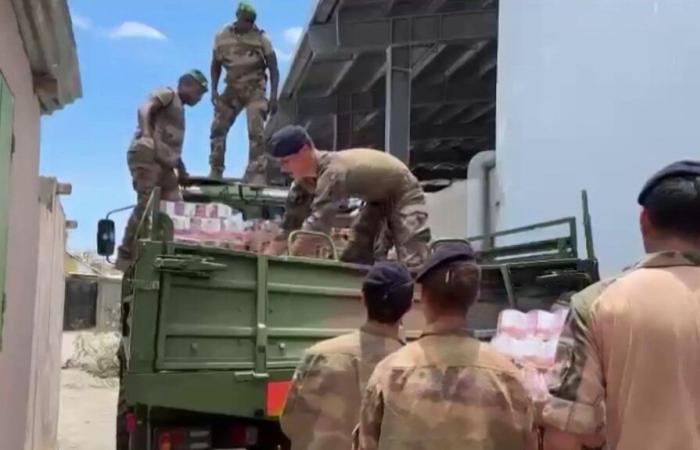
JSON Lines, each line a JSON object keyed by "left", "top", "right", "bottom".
{"left": 425, "top": 180, "right": 469, "bottom": 239}
{"left": 497, "top": 0, "right": 700, "bottom": 275}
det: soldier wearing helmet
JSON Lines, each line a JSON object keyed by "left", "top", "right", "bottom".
{"left": 114, "top": 70, "right": 208, "bottom": 271}
{"left": 209, "top": 1, "right": 280, "bottom": 183}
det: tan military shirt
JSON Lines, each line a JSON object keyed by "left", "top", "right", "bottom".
{"left": 355, "top": 320, "right": 535, "bottom": 450}
{"left": 280, "top": 322, "right": 404, "bottom": 450}
{"left": 542, "top": 251, "right": 700, "bottom": 450}
{"left": 213, "top": 24, "right": 274, "bottom": 87}
{"left": 131, "top": 87, "right": 185, "bottom": 168}
{"left": 301, "top": 149, "right": 422, "bottom": 233}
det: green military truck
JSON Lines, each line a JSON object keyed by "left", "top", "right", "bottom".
{"left": 97, "top": 179, "right": 599, "bottom": 450}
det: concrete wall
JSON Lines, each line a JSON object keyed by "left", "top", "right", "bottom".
{"left": 25, "top": 178, "right": 66, "bottom": 450}
{"left": 496, "top": 0, "right": 700, "bottom": 275}
{"left": 0, "top": 0, "right": 44, "bottom": 449}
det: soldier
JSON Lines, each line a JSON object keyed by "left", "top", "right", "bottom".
{"left": 354, "top": 242, "right": 536, "bottom": 450}
{"left": 541, "top": 161, "right": 700, "bottom": 450}
{"left": 280, "top": 261, "right": 413, "bottom": 450}
{"left": 209, "top": 1, "right": 280, "bottom": 182}
{"left": 265, "top": 125, "right": 431, "bottom": 270}
{"left": 115, "top": 70, "right": 208, "bottom": 271}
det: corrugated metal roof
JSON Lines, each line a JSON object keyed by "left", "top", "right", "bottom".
{"left": 11, "top": 0, "right": 82, "bottom": 114}
{"left": 266, "top": 0, "right": 497, "bottom": 182}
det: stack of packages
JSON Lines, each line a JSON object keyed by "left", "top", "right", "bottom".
{"left": 159, "top": 201, "right": 281, "bottom": 252}
{"left": 490, "top": 307, "right": 569, "bottom": 401}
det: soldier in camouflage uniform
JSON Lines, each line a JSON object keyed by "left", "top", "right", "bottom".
{"left": 265, "top": 125, "right": 431, "bottom": 270}
{"left": 115, "top": 70, "right": 208, "bottom": 272}
{"left": 354, "top": 243, "right": 536, "bottom": 450}
{"left": 209, "top": 1, "right": 280, "bottom": 183}
{"left": 541, "top": 161, "right": 700, "bottom": 450}
{"left": 280, "top": 262, "right": 413, "bottom": 450}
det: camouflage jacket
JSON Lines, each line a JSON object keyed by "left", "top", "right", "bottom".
{"left": 213, "top": 24, "right": 274, "bottom": 87}
{"left": 542, "top": 251, "right": 700, "bottom": 450}
{"left": 354, "top": 319, "right": 536, "bottom": 450}
{"left": 130, "top": 87, "right": 185, "bottom": 168}
{"left": 281, "top": 149, "right": 423, "bottom": 236}
{"left": 280, "top": 322, "right": 404, "bottom": 450}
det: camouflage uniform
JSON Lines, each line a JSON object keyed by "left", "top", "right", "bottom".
{"left": 118, "top": 87, "right": 184, "bottom": 262}
{"left": 541, "top": 251, "right": 700, "bottom": 450}
{"left": 280, "top": 149, "right": 431, "bottom": 269}
{"left": 210, "top": 24, "right": 274, "bottom": 182}
{"left": 280, "top": 322, "right": 404, "bottom": 450}
{"left": 354, "top": 321, "right": 536, "bottom": 450}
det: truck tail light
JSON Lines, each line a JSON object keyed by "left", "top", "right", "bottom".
{"left": 154, "top": 427, "right": 209, "bottom": 450}
{"left": 228, "top": 424, "right": 258, "bottom": 447}
{"left": 125, "top": 412, "right": 137, "bottom": 434}
{"left": 266, "top": 380, "right": 291, "bottom": 417}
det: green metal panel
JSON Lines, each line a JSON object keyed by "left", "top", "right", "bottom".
{"left": 147, "top": 243, "right": 424, "bottom": 372}
{"left": 0, "top": 73, "right": 14, "bottom": 348}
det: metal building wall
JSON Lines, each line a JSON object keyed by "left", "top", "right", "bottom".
{"left": 496, "top": 0, "right": 700, "bottom": 274}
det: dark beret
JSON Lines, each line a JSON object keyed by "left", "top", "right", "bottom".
{"left": 638, "top": 160, "right": 700, "bottom": 205}
{"left": 364, "top": 261, "right": 413, "bottom": 291}
{"left": 416, "top": 241, "right": 476, "bottom": 282}
{"left": 269, "top": 125, "right": 312, "bottom": 158}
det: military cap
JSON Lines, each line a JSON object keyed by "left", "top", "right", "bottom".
{"left": 363, "top": 261, "right": 414, "bottom": 306}
{"left": 237, "top": 1, "right": 257, "bottom": 17}
{"left": 183, "top": 69, "right": 209, "bottom": 92}
{"left": 638, "top": 160, "right": 700, "bottom": 205}
{"left": 269, "top": 125, "right": 312, "bottom": 157}
{"left": 416, "top": 241, "right": 476, "bottom": 282}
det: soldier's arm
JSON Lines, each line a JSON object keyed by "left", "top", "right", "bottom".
{"left": 210, "top": 49, "right": 222, "bottom": 99}
{"left": 137, "top": 97, "right": 164, "bottom": 139}
{"left": 291, "top": 171, "right": 346, "bottom": 256}
{"left": 261, "top": 33, "right": 279, "bottom": 114}
{"left": 266, "top": 182, "right": 313, "bottom": 256}
{"left": 355, "top": 374, "right": 385, "bottom": 450}
{"left": 540, "top": 283, "right": 607, "bottom": 440}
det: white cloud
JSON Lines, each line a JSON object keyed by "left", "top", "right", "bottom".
{"left": 108, "top": 21, "right": 167, "bottom": 41}
{"left": 283, "top": 27, "right": 303, "bottom": 46}
{"left": 72, "top": 14, "right": 92, "bottom": 31}
{"left": 276, "top": 48, "right": 292, "bottom": 62}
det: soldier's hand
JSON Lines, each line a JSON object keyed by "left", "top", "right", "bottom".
{"left": 269, "top": 98, "right": 278, "bottom": 116}
{"left": 211, "top": 90, "right": 219, "bottom": 106}
{"left": 178, "top": 171, "right": 191, "bottom": 187}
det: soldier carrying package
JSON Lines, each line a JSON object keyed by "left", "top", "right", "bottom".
{"left": 209, "top": 1, "right": 280, "bottom": 183}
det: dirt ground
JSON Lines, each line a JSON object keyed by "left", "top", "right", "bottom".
{"left": 58, "top": 369, "right": 118, "bottom": 450}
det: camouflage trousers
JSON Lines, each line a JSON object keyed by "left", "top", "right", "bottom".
{"left": 210, "top": 82, "right": 269, "bottom": 183}
{"left": 341, "top": 180, "right": 431, "bottom": 270}
{"left": 117, "top": 149, "right": 182, "bottom": 261}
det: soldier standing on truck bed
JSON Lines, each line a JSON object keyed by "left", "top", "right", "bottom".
{"left": 265, "top": 125, "right": 432, "bottom": 270}
{"left": 115, "top": 70, "right": 208, "bottom": 271}
{"left": 540, "top": 160, "right": 700, "bottom": 450}
{"left": 280, "top": 261, "right": 413, "bottom": 450}
{"left": 209, "top": 1, "right": 280, "bottom": 183}
{"left": 354, "top": 242, "right": 536, "bottom": 450}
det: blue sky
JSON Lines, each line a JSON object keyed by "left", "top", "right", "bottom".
{"left": 41, "top": 0, "right": 314, "bottom": 251}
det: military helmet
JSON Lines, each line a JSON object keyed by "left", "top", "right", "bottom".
{"left": 183, "top": 69, "right": 209, "bottom": 92}
{"left": 237, "top": 1, "right": 257, "bottom": 20}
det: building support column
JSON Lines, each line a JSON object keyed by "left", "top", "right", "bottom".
{"left": 384, "top": 46, "right": 411, "bottom": 163}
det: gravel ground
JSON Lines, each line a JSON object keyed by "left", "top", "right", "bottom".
{"left": 58, "top": 369, "right": 118, "bottom": 450}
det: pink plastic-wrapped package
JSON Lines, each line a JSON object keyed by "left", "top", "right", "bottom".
{"left": 496, "top": 308, "right": 568, "bottom": 341}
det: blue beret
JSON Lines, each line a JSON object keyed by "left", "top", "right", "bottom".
{"left": 269, "top": 125, "right": 312, "bottom": 158}
{"left": 638, "top": 160, "right": 700, "bottom": 205}
{"left": 364, "top": 261, "right": 413, "bottom": 291}
{"left": 416, "top": 242, "right": 476, "bottom": 282}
